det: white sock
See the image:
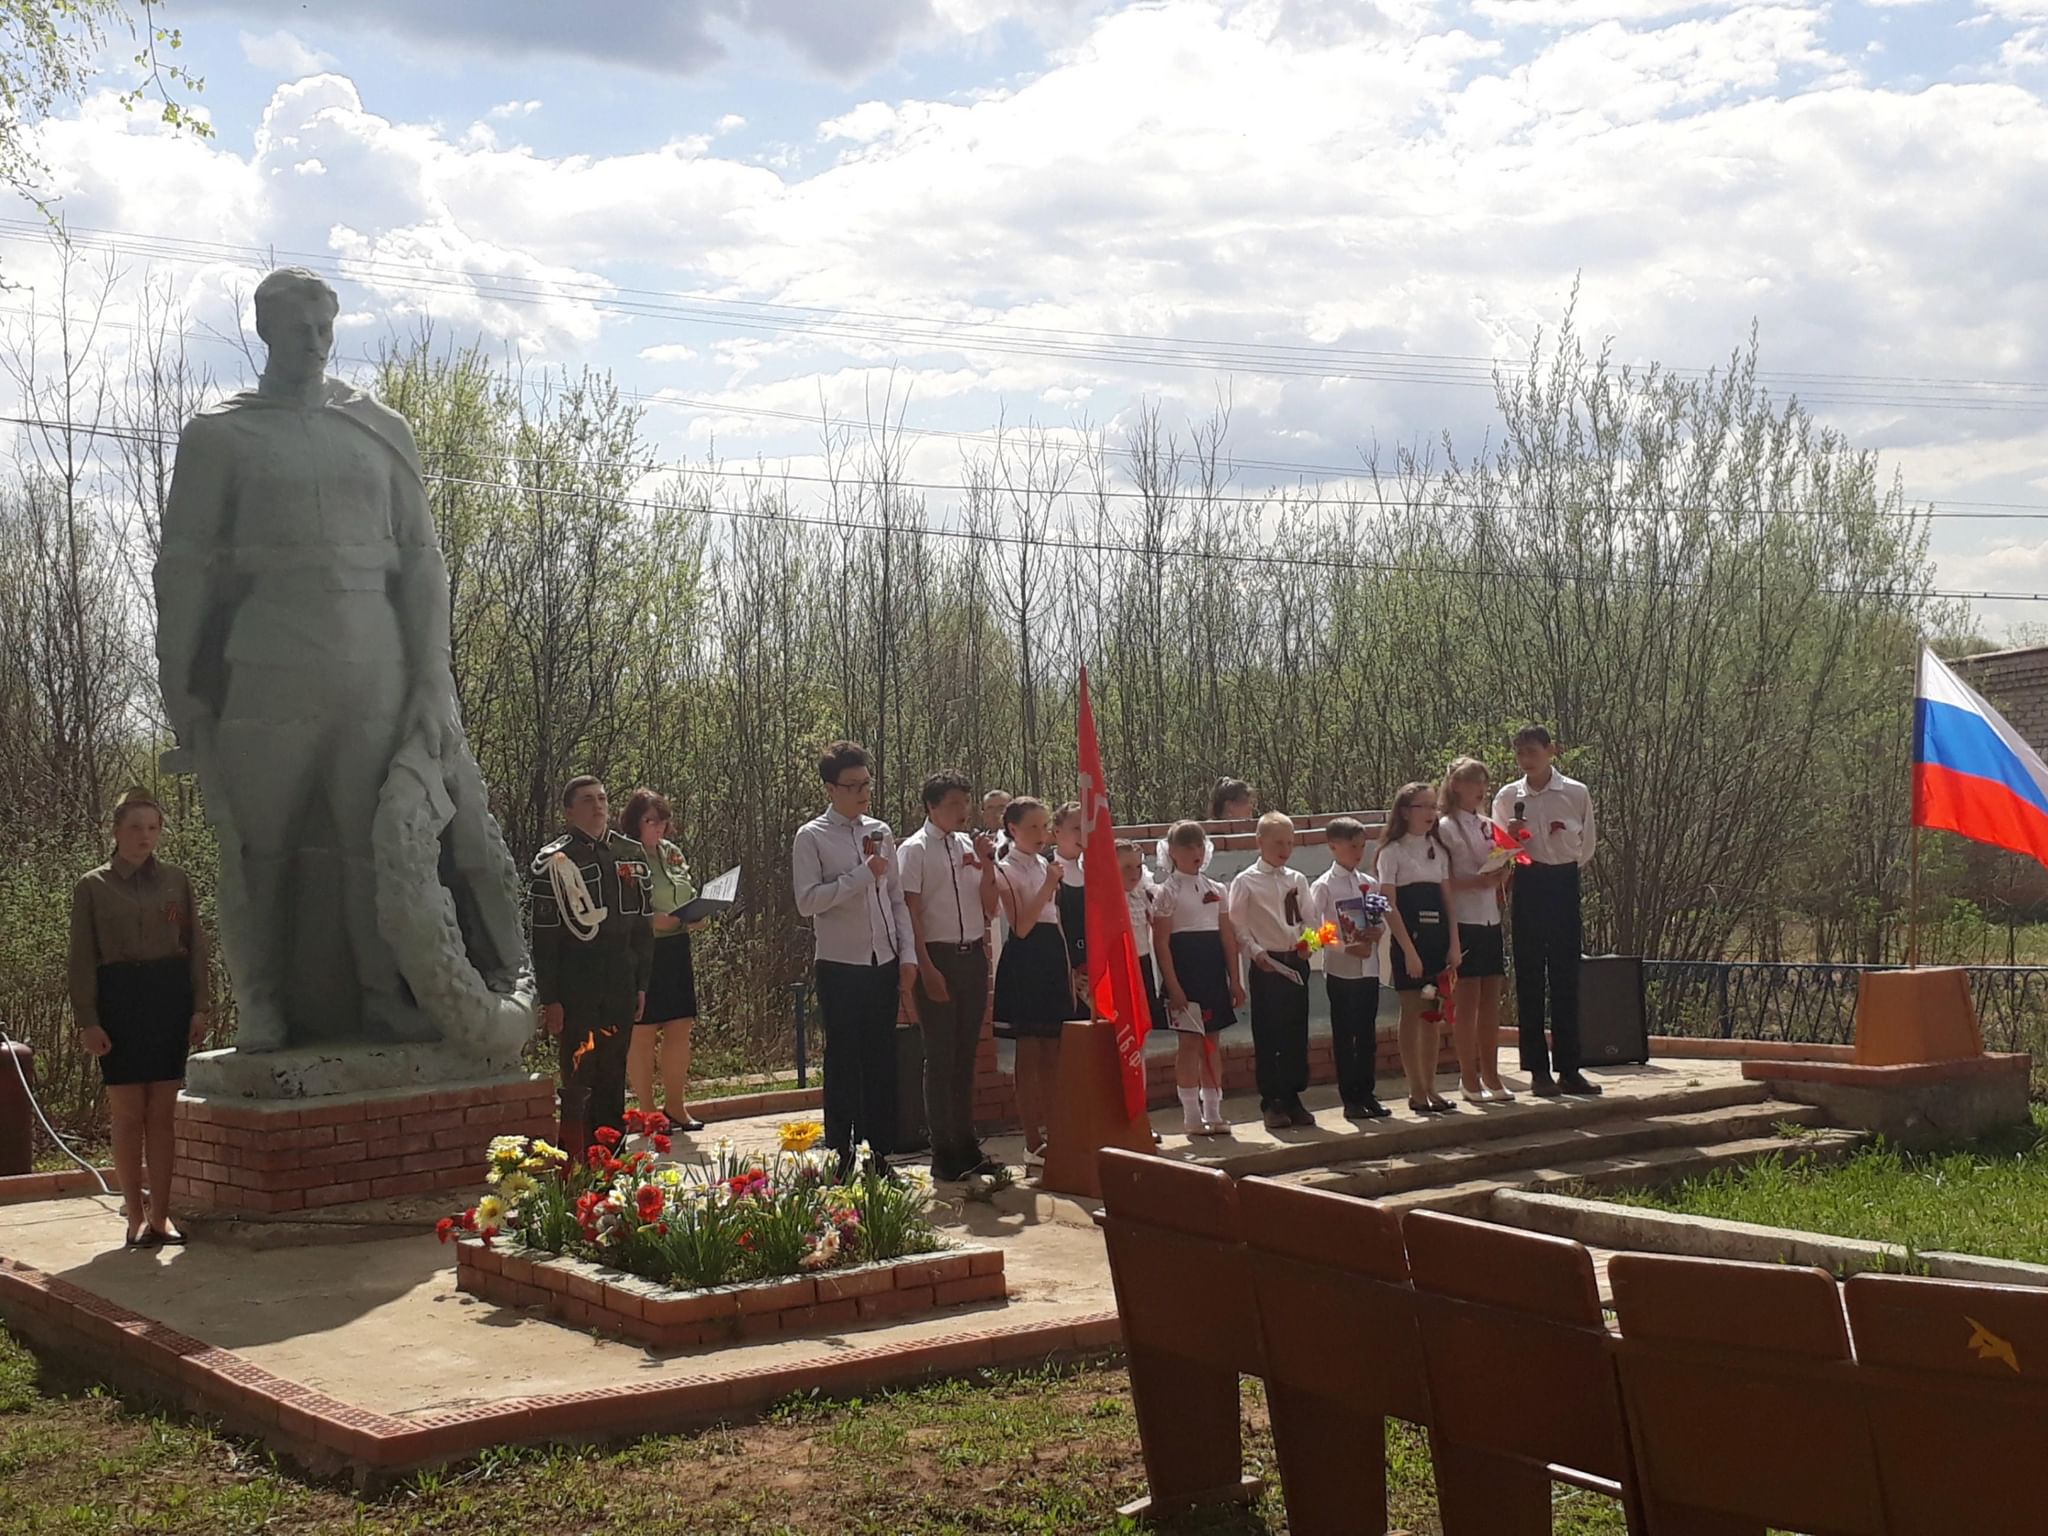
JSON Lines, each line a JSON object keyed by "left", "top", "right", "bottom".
{"left": 1199, "top": 1086, "right": 1223, "bottom": 1125}
{"left": 1178, "top": 1087, "right": 1204, "bottom": 1130}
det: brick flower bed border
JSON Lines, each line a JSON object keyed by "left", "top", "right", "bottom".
{"left": 457, "top": 1240, "right": 1007, "bottom": 1349}
{"left": 0, "top": 1250, "right": 1114, "bottom": 1489}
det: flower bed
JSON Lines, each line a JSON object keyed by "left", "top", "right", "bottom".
{"left": 455, "top": 1240, "right": 1007, "bottom": 1349}
{"left": 439, "top": 1115, "right": 1005, "bottom": 1345}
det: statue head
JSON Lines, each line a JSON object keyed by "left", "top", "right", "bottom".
{"left": 253, "top": 267, "right": 340, "bottom": 385}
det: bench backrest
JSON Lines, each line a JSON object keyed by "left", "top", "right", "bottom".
{"left": 1098, "top": 1147, "right": 1258, "bottom": 1373}
{"left": 1608, "top": 1251, "right": 1885, "bottom": 1535}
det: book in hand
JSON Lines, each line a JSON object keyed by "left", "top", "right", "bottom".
{"left": 673, "top": 864, "right": 740, "bottom": 924}
{"left": 1169, "top": 1001, "right": 1207, "bottom": 1035}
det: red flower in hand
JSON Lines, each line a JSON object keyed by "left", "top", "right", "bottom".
{"left": 635, "top": 1185, "right": 664, "bottom": 1221}
{"left": 593, "top": 1125, "right": 622, "bottom": 1148}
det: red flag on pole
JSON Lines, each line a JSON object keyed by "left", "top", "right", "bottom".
{"left": 1077, "top": 666, "right": 1151, "bottom": 1122}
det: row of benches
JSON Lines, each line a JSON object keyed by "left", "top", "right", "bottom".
{"left": 1098, "top": 1147, "right": 2046, "bottom": 1534}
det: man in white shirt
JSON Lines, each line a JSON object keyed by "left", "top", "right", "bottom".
{"left": 791, "top": 740, "right": 918, "bottom": 1169}
{"left": 1494, "top": 725, "right": 1602, "bottom": 1097}
{"left": 1228, "top": 812, "right": 1317, "bottom": 1129}
{"left": 900, "top": 770, "right": 1001, "bottom": 1181}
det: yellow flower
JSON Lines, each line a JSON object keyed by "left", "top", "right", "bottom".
{"left": 779, "top": 1120, "right": 825, "bottom": 1153}
{"left": 499, "top": 1172, "right": 537, "bottom": 1201}
{"left": 475, "top": 1194, "right": 506, "bottom": 1230}
{"left": 528, "top": 1140, "right": 566, "bottom": 1163}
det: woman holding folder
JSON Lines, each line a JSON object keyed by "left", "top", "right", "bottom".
{"left": 621, "top": 788, "right": 709, "bottom": 1132}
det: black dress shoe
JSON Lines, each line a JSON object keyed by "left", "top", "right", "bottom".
{"left": 1359, "top": 1096, "right": 1393, "bottom": 1119}
{"left": 1530, "top": 1072, "right": 1563, "bottom": 1098}
{"left": 1558, "top": 1072, "right": 1604, "bottom": 1096}
{"left": 674, "top": 1116, "right": 707, "bottom": 1134}
{"left": 1288, "top": 1098, "right": 1315, "bottom": 1128}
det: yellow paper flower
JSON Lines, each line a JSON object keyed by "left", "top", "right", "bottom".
{"left": 527, "top": 1140, "right": 567, "bottom": 1163}
{"left": 779, "top": 1119, "right": 825, "bottom": 1153}
{"left": 475, "top": 1194, "right": 506, "bottom": 1230}
{"left": 498, "top": 1172, "right": 537, "bottom": 1201}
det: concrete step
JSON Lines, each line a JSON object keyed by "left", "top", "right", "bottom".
{"left": 1274, "top": 1099, "right": 1832, "bottom": 1201}
{"left": 1369, "top": 1126, "right": 1869, "bottom": 1218}
{"left": 1193, "top": 1077, "right": 1776, "bottom": 1180}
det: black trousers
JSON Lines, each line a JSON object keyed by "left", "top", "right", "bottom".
{"left": 1511, "top": 861, "right": 1583, "bottom": 1075}
{"left": 914, "top": 942, "right": 990, "bottom": 1174}
{"left": 1326, "top": 973, "right": 1380, "bottom": 1106}
{"left": 558, "top": 1012, "right": 633, "bottom": 1144}
{"left": 1249, "top": 952, "right": 1311, "bottom": 1107}
{"left": 815, "top": 958, "right": 903, "bottom": 1161}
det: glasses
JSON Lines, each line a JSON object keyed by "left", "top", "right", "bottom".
{"left": 834, "top": 776, "right": 873, "bottom": 791}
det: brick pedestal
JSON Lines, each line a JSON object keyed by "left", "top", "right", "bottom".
{"left": 172, "top": 1073, "right": 556, "bottom": 1214}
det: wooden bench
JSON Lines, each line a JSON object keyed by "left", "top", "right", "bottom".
{"left": 1403, "top": 1209, "right": 1643, "bottom": 1534}
{"left": 1097, "top": 1147, "right": 1262, "bottom": 1518}
{"left": 1608, "top": 1251, "right": 1883, "bottom": 1535}
{"left": 1238, "top": 1176, "right": 1428, "bottom": 1536}
{"left": 1845, "top": 1272, "right": 2048, "bottom": 1535}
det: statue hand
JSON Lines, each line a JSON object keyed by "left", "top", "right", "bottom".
{"left": 405, "top": 684, "right": 458, "bottom": 758}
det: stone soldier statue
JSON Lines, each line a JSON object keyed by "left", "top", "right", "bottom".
{"left": 155, "top": 267, "right": 532, "bottom": 1087}
{"left": 529, "top": 777, "right": 654, "bottom": 1143}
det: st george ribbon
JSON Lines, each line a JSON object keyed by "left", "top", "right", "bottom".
{"left": 1077, "top": 666, "right": 1152, "bottom": 1121}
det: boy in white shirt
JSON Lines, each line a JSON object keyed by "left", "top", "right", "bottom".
{"left": 1493, "top": 725, "right": 1601, "bottom": 1097}
{"left": 1310, "top": 816, "right": 1391, "bottom": 1120}
{"left": 1228, "top": 812, "right": 1317, "bottom": 1130}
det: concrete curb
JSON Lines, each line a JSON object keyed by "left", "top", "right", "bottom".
{"left": 1487, "top": 1188, "right": 2048, "bottom": 1288}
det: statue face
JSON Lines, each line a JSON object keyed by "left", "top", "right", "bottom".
{"left": 259, "top": 291, "right": 338, "bottom": 382}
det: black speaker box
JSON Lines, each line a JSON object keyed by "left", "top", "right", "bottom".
{"left": 1577, "top": 954, "right": 1651, "bottom": 1066}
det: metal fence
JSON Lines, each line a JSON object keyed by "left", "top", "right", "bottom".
{"left": 1642, "top": 960, "right": 2048, "bottom": 1055}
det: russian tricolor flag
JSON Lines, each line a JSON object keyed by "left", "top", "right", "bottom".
{"left": 1915, "top": 647, "right": 2048, "bottom": 867}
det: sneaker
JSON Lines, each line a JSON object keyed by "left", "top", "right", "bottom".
{"left": 1529, "top": 1071, "right": 1562, "bottom": 1098}
{"left": 1559, "top": 1071, "right": 1604, "bottom": 1096}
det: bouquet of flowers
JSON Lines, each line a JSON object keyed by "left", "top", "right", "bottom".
{"left": 1489, "top": 821, "right": 1533, "bottom": 869}
{"left": 1294, "top": 920, "right": 1341, "bottom": 958}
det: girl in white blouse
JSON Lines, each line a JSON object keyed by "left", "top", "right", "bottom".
{"left": 1376, "top": 782, "right": 1461, "bottom": 1115}
{"left": 1440, "top": 757, "right": 1514, "bottom": 1105}
{"left": 1150, "top": 819, "right": 1246, "bottom": 1134}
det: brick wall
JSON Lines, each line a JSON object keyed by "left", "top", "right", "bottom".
{"left": 1953, "top": 645, "right": 2048, "bottom": 750}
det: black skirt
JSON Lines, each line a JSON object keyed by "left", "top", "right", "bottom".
{"left": 642, "top": 930, "right": 699, "bottom": 1023}
{"left": 994, "top": 921, "right": 1084, "bottom": 1040}
{"left": 1055, "top": 881, "right": 1088, "bottom": 972}
{"left": 1457, "top": 922, "right": 1505, "bottom": 979}
{"left": 1137, "top": 953, "right": 1169, "bottom": 1034}
{"left": 1167, "top": 930, "right": 1237, "bottom": 1032}
{"left": 95, "top": 956, "right": 194, "bottom": 1086}
{"left": 1391, "top": 884, "right": 1451, "bottom": 992}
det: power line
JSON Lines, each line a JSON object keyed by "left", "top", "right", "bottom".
{"left": 5, "top": 219, "right": 2047, "bottom": 415}
{"left": 5, "top": 301, "right": 2048, "bottom": 524}
{"left": 2, "top": 407, "right": 2038, "bottom": 605}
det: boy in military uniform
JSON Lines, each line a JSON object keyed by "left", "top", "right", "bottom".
{"left": 530, "top": 776, "right": 654, "bottom": 1147}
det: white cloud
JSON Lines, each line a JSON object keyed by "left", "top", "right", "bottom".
{"left": 488, "top": 99, "right": 543, "bottom": 119}
{"left": 640, "top": 343, "right": 701, "bottom": 363}
{"left": 715, "top": 113, "right": 747, "bottom": 134}
{"left": 237, "top": 28, "right": 338, "bottom": 77}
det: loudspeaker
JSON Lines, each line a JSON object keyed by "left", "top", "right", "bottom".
{"left": 1577, "top": 955, "right": 1651, "bottom": 1066}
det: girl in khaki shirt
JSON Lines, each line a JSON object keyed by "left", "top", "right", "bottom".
{"left": 68, "top": 788, "right": 210, "bottom": 1248}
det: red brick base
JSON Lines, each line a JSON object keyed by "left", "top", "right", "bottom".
{"left": 971, "top": 1020, "right": 1458, "bottom": 1130}
{"left": 172, "top": 1075, "right": 557, "bottom": 1214}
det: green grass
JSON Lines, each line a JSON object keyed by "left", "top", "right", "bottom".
{"left": 1612, "top": 1103, "right": 2048, "bottom": 1265}
{"left": 0, "top": 1328, "right": 1631, "bottom": 1534}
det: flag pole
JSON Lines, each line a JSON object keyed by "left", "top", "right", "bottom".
{"left": 1907, "top": 821, "right": 1921, "bottom": 969}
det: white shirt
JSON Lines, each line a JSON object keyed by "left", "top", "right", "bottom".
{"left": 898, "top": 818, "right": 988, "bottom": 945}
{"left": 1376, "top": 833, "right": 1446, "bottom": 889}
{"left": 791, "top": 808, "right": 914, "bottom": 967}
{"left": 1494, "top": 771, "right": 1596, "bottom": 866}
{"left": 995, "top": 846, "right": 1063, "bottom": 939}
{"left": 1125, "top": 876, "right": 1156, "bottom": 959}
{"left": 1228, "top": 858, "right": 1314, "bottom": 956}
{"left": 1310, "top": 862, "right": 1382, "bottom": 980}
{"left": 1153, "top": 869, "right": 1225, "bottom": 934}
{"left": 1438, "top": 809, "right": 1504, "bottom": 926}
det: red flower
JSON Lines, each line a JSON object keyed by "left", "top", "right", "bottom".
{"left": 458, "top": 1208, "right": 477, "bottom": 1231}
{"left": 644, "top": 1110, "right": 671, "bottom": 1134}
{"left": 655, "top": 1222, "right": 668, "bottom": 1236}
{"left": 587, "top": 1146, "right": 609, "bottom": 1169}
{"left": 622, "top": 1108, "right": 647, "bottom": 1133}
{"left": 739, "top": 1232, "right": 754, "bottom": 1251}
{"left": 635, "top": 1185, "right": 664, "bottom": 1221}
{"left": 593, "top": 1126, "right": 622, "bottom": 1148}
{"left": 603, "top": 1157, "right": 624, "bottom": 1176}
{"left": 652, "top": 1134, "right": 672, "bottom": 1154}
{"left": 435, "top": 1217, "right": 456, "bottom": 1244}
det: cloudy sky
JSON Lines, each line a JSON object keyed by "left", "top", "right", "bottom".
{"left": 9, "top": 0, "right": 2048, "bottom": 630}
